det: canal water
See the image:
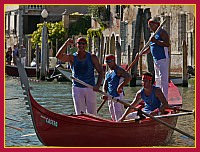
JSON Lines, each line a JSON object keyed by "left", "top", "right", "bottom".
{"left": 5, "top": 76, "right": 195, "bottom": 147}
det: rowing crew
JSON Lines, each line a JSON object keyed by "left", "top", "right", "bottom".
{"left": 56, "top": 18, "right": 170, "bottom": 122}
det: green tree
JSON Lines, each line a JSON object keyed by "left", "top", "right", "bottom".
{"left": 31, "top": 21, "right": 67, "bottom": 56}
{"left": 68, "top": 15, "right": 91, "bottom": 37}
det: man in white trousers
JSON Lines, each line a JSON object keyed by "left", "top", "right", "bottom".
{"left": 102, "top": 54, "right": 132, "bottom": 121}
{"left": 142, "top": 17, "right": 170, "bottom": 100}
{"left": 56, "top": 37, "right": 103, "bottom": 115}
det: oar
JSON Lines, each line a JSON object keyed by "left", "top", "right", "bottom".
{"left": 97, "top": 98, "right": 107, "bottom": 113}
{"left": 21, "top": 133, "right": 36, "bottom": 137}
{"left": 168, "top": 107, "right": 195, "bottom": 119}
{"left": 168, "top": 107, "right": 194, "bottom": 113}
{"left": 57, "top": 67, "right": 107, "bottom": 113}
{"left": 124, "top": 111, "right": 195, "bottom": 120}
{"left": 150, "top": 111, "right": 194, "bottom": 118}
{"left": 6, "top": 117, "right": 21, "bottom": 122}
{"left": 46, "top": 74, "right": 62, "bottom": 81}
{"left": 56, "top": 67, "right": 72, "bottom": 81}
{"left": 71, "top": 76, "right": 195, "bottom": 140}
{"left": 126, "top": 19, "right": 166, "bottom": 72}
{"left": 5, "top": 97, "right": 19, "bottom": 100}
{"left": 5, "top": 124, "right": 23, "bottom": 131}
{"left": 96, "top": 20, "right": 166, "bottom": 115}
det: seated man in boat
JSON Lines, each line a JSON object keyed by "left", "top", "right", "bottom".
{"left": 119, "top": 72, "right": 169, "bottom": 121}
{"left": 56, "top": 37, "right": 103, "bottom": 116}
{"left": 102, "top": 54, "right": 132, "bottom": 121}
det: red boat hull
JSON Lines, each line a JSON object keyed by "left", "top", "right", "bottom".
{"left": 5, "top": 65, "right": 54, "bottom": 77}
{"left": 29, "top": 91, "right": 178, "bottom": 147}
{"left": 16, "top": 58, "right": 182, "bottom": 147}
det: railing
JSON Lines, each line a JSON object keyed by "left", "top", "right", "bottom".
{"left": 24, "top": 5, "right": 44, "bottom": 11}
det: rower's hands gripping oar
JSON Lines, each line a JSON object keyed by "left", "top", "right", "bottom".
{"left": 126, "top": 19, "right": 166, "bottom": 72}
{"left": 70, "top": 76, "right": 130, "bottom": 107}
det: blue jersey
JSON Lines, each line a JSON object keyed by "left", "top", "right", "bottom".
{"left": 141, "top": 86, "right": 161, "bottom": 111}
{"left": 71, "top": 52, "right": 95, "bottom": 88}
{"left": 149, "top": 30, "right": 169, "bottom": 61}
{"left": 105, "top": 66, "right": 121, "bottom": 97}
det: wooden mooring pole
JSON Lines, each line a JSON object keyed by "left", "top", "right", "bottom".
{"left": 182, "top": 40, "right": 188, "bottom": 87}
{"left": 130, "top": 8, "right": 143, "bottom": 87}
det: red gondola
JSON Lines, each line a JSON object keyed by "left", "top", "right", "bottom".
{"left": 16, "top": 58, "right": 194, "bottom": 147}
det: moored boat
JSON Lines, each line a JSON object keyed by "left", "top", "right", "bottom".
{"left": 5, "top": 64, "right": 54, "bottom": 77}
{"left": 15, "top": 58, "right": 194, "bottom": 147}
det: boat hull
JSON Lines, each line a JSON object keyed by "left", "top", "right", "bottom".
{"left": 5, "top": 65, "right": 54, "bottom": 77}
{"left": 15, "top": 58, "right": 181, "bottom": 147}
{"left": 29, "top": 92, "right": 177, "bottom": 147}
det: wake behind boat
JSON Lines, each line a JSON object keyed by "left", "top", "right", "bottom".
{"left": 15, "top": 58, "right": 194, "bottom": 147}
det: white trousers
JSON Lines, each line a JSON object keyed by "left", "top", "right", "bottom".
{"left": 72, "top": 86, "right": 97, "bottom": 115}
{"left": 108, "top": 93, "right": 125, "bottom": 122}
{"left": 154, "top": 58, "right": 169, "bottom": 100}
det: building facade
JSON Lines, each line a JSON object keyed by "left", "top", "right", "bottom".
{"left": 5, "top": 5, "right": 89, "bottom": 66}
{"left": 90, "top": 5, "right": 195, "bottom": 75}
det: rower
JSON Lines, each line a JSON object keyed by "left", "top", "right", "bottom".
{"left": 118, "top": 72, "right": 169, "bottom": 121}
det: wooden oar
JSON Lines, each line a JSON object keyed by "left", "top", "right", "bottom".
{"left": 124, "top": 111, "right": 194, "bottom": 120}
{"left": 6, "top": 117, "right": 21, "bottom": 122}
{"left": 149, "top": 111, "right": 194, "bottom": 119}
{"left": 5, "top": 124, "right": 23, "bottom": 131}
{"left": 96, "top": 20, "right": 166, "bottom": 116}
{"left": 126, "top": 19, "right": 166, "bottom": 72}
{"left": 168, "top": 107, "right": 194, "bottom": 113}
{"left": 5, "top": 97, "right": 19, "bottom": 100}
{"left": 21, "top": 133, "right": 36, "bottom": 137}
{"left": 57, "top": 67, "right": 106, "bottom": 113}
{"left": 97, "top": 21, "right": 167, "bottom": 113}
{"left": 56, "top": 67, "right": 72, "bottom": 81}
{"left": 71, "top": 76, "right": 195, "bottom": 140}
{"left": 168, "top": 107, "right": 195, "bottom": 118}
{"left": 97, "top": 98, "right": 107, "bottom": 113}
{"left": 46, "top": 74, "right": 62, "bottom": 81}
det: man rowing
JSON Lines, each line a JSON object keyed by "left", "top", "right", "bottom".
{"left": 142, "top": 17, "right": 170, "bottom": 100}
{"left": 119, "top": 72, "right": 168, "bottom": 121}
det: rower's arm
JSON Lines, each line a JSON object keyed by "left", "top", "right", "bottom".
{"left": 154, "top": 88, "right": 169, "bottom": 114}
{"left": 91, "top": 54, "right": 104, "bottom": 91}
{"left": 118, "top": 91, "right": 142, "bottom": 122}
{"left": 56, "top": 38, "right": 74, "bottom": 62}
{"left": 151, "top": 30, "right": 170, "bottom": 47}
{"left": 117, "top": 68, "right": 132, "bottom": 94}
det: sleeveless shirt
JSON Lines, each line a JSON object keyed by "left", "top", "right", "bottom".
{"left": 149, "top": 29, "right": 169, "bottom": 61}
{"left": 141, "top": 86, "right": 161, "bottom": 111}
{"left": 105, "top": 66, "right": 122, "bottom": 97}
{"left": 71, "top": 52, "right": 95, "bottom": 88}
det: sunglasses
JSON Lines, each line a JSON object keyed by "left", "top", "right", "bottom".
{"left": 105, "top": 60, "right": 113, "bottom": 63}
{"left": 77, "top": 42, "right": 86, "bottom": 45}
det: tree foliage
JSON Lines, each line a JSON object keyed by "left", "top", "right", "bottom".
{"left": 68, "top": 15, "right": 91, "bottom": 37}
{"left": 87, "top": 6, "right": 108, "bottom": 39}
{"left": 31, "top": 21, "right": 67, "bottom": 56}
